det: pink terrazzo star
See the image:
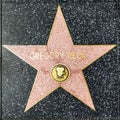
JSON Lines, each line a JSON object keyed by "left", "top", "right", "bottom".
{"left": 4, "top": 5, "right": 116, "bottom": 112}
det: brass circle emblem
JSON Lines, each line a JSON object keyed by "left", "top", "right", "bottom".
{"left": 51, "top": 64, "right": 69, "bottom": 82}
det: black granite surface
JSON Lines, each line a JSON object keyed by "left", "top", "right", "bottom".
{"left": 2, "top": 0, "right": 119, "bottom": 120}
{"left": 1, "top": 0, "right": 2, "bottom": 119}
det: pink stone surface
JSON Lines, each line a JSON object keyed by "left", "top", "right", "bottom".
{"left": 61, "top": 71, "right": 95, "bottom": 110}
{"left": 3, "top": 5, "right": 116, "bottom": 112}
{"left": 25, "top": 71, "right": 59, "bottom": 112}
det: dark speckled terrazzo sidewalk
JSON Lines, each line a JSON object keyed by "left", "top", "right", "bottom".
{"left": 2, "top": 0, "right": 120, "bottom": 120}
